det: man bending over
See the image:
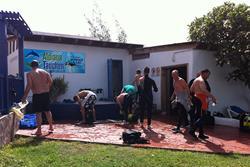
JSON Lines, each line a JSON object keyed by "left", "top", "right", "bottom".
{"left": 73, "top": 90, "right": 97, "bottom": 124}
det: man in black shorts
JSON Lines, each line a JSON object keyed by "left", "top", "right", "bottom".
{"left": 22, "top": 60, "right": 53, "bottom": 136}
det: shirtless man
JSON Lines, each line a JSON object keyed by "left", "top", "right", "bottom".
{"left": 171, "top": 70, "right": 191, "bottom": 133}
{"left": 73, "top": 90, "right": 97, "bottom": 124}
{"left": 21, "top": 60, "right": 53, "bottom": 136}
{"left": 133, "top": 69, "right": 142, "bottom": 103}
{"left": 190, "top": 69, "right": 216, "bottom": 139}
{"left": 133, "top": 69, "right": 142, "bottom": 88}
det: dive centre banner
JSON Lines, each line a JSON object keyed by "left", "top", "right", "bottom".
{"left": 24, "top": 49, "right": 85, "bottom": 73}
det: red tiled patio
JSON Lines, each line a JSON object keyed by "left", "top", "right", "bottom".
{"left": 16, "top": 117, "right": 250, "bottom": 155}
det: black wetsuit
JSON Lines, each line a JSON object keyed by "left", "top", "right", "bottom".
{"left": 139, "top": 75, "right": 158, "bottom": 126}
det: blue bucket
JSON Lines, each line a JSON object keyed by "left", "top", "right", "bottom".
{"left": 19, "top": 114, "right": 37, "bottom": 129}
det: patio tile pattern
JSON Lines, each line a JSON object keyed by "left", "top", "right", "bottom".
{"left": 17, "top": 118, "right": 250, "bottom": 154}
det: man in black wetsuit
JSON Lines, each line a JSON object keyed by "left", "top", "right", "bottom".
{"left": 138, "top": 67, "right": 158, "bottom": 129}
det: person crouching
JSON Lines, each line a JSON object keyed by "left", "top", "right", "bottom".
{"left": 73, "top": 90, "right": 97, "bottom": 124}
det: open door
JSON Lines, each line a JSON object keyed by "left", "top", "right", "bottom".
{"left": 107, "top": 59, "right": 123, "bottom": 100}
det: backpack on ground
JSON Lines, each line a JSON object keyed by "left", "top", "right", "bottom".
{"left": 122, "top": 129, "right": 141, "bottom": 144}
{"left": 122, "top": 129, "right": 150, "bottom": 144}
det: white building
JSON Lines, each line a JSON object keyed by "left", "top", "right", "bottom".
{"left": 22, "top": 32, "right": 143, "bottom": 102}
{"left": 8, "top": 31, "right": 249, "bottom": 114}
{"left": 131, "top": 43, "right": 250, "bottom": 113}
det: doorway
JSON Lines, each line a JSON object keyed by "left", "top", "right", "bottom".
{"left": 107, "top": 59, "right": 123, "bottom": 100}
{"left": 161, "top": 64, "right": 188, "bottom": 115}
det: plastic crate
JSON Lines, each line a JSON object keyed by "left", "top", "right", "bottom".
{"left": 19, "top": 114, "right": 37, "bottom": 129}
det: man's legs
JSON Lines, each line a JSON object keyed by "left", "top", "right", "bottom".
{"left": 80, "top": 108, "right": 86, "bottom": 123}
{"left": 177, "top": 103, "right": 184, "bottom": 129}
{"left": 45, "top": 111, "right": 53, "bottom": 131}
{"left": 139, "top": 96, "right": 145, "bottom": 125}
{"left": 35, "top": 112, "right": 42, "bottom": 135}
{"left": 189, "top": 106, "right": 195, "bottom": 128}
{"left": 93, "top": 108, "right": 96, "bottom": 121}
{"left": 198, "top": 110, "right": 209, "bottom": 139}
{"left": 33, "top": 93, "right": 53, "bottom": 135}
{"left": 89, "top": 95, "right": 97, "bottom": 122}
{"left": 183, "top": 109, "right": 189, "bottom": 126}
{"left": 146, "top": 99, "right": 153, "bottom": 127}
{"left": 189, "top": 100, "right": 209, "bottom": 139}
{"left": 123, "top": 94, "right": 129, "bottom": 122}
{"left": 173, "top": 103, "right": 186, "bottom": 133}
{"left": 189, "top": 96, "right": 201, "bottom": 138}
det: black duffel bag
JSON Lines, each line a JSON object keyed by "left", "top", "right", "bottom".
{"left": 122, "top": 129, "right": 141, "bottom": 144}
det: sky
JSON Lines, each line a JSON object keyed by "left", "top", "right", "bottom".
{"left": 1, "top": 0, "right": 249, "bottom": 46}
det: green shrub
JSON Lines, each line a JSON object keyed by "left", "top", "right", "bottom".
{"left": 49, "top": 76, "right": 69, "bottom": 102}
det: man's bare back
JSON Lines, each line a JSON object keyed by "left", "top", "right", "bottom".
{"left": 191, "top": 76, "right": 208, "bottom": 95}
{"left": 190, "top": 70, "right": 216, "bottom": 111}
{"left": 174, "top": 78, "right": 188, "bottom": 93}
{"left": 171, "top": 70, "right": 190, "bottom": 95}
{"left": 27, "top": 68, "right": 52, "bottom": 94}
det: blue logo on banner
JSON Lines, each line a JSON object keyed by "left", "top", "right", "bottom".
{"left": 24, "top": 49, "right": 85, "bottom": 73}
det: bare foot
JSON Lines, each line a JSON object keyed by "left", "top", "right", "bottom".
{"left": 48, "top": 128, "right": 54, "bottom": 133}
{"left": 32, "top": 131, "right": 42, "bottom": 136}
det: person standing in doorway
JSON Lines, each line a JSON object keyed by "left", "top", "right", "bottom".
{"left": 22, "top": 60, "right": 53, "bottom": 136}
{"left": 190, "top": 69, "right": 216, "bottom": 139}
{"left": 170, "top": 70, "right": 191, "bottom": 133}
{"left": 139, "top": 67, "right": 158, "bottom": 129}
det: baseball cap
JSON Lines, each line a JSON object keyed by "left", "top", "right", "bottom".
{"left": 30, "top": 60, "right": 39, "bottom": 67}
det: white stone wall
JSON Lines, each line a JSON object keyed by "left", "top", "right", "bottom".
{"left": 24, "top": 41, "right": 131, "bottom": 101}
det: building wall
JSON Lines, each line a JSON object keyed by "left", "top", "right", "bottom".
{"left": 131, "top": 48, "right": 250, "bottom": 113}
{"left": 24, "top": 41, "right": 131, "bottom": 101}
{"left": 22, "top": 41, "right": 250, "bottom": 113}
{"left": 7, "top": 38, "right": 19, "bottom": 76}
{"left": 8, "top": 49, "right": 19, "bottom": 76}
{"left": 131, "top": 49, "right": 194, "bottom": 109}
{"left": 192, "top": 49, "right": 250, "bottom": 112}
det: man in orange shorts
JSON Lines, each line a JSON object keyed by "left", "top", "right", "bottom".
{"left": 190, "top": 69, "right": 216, "bottom": 139}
